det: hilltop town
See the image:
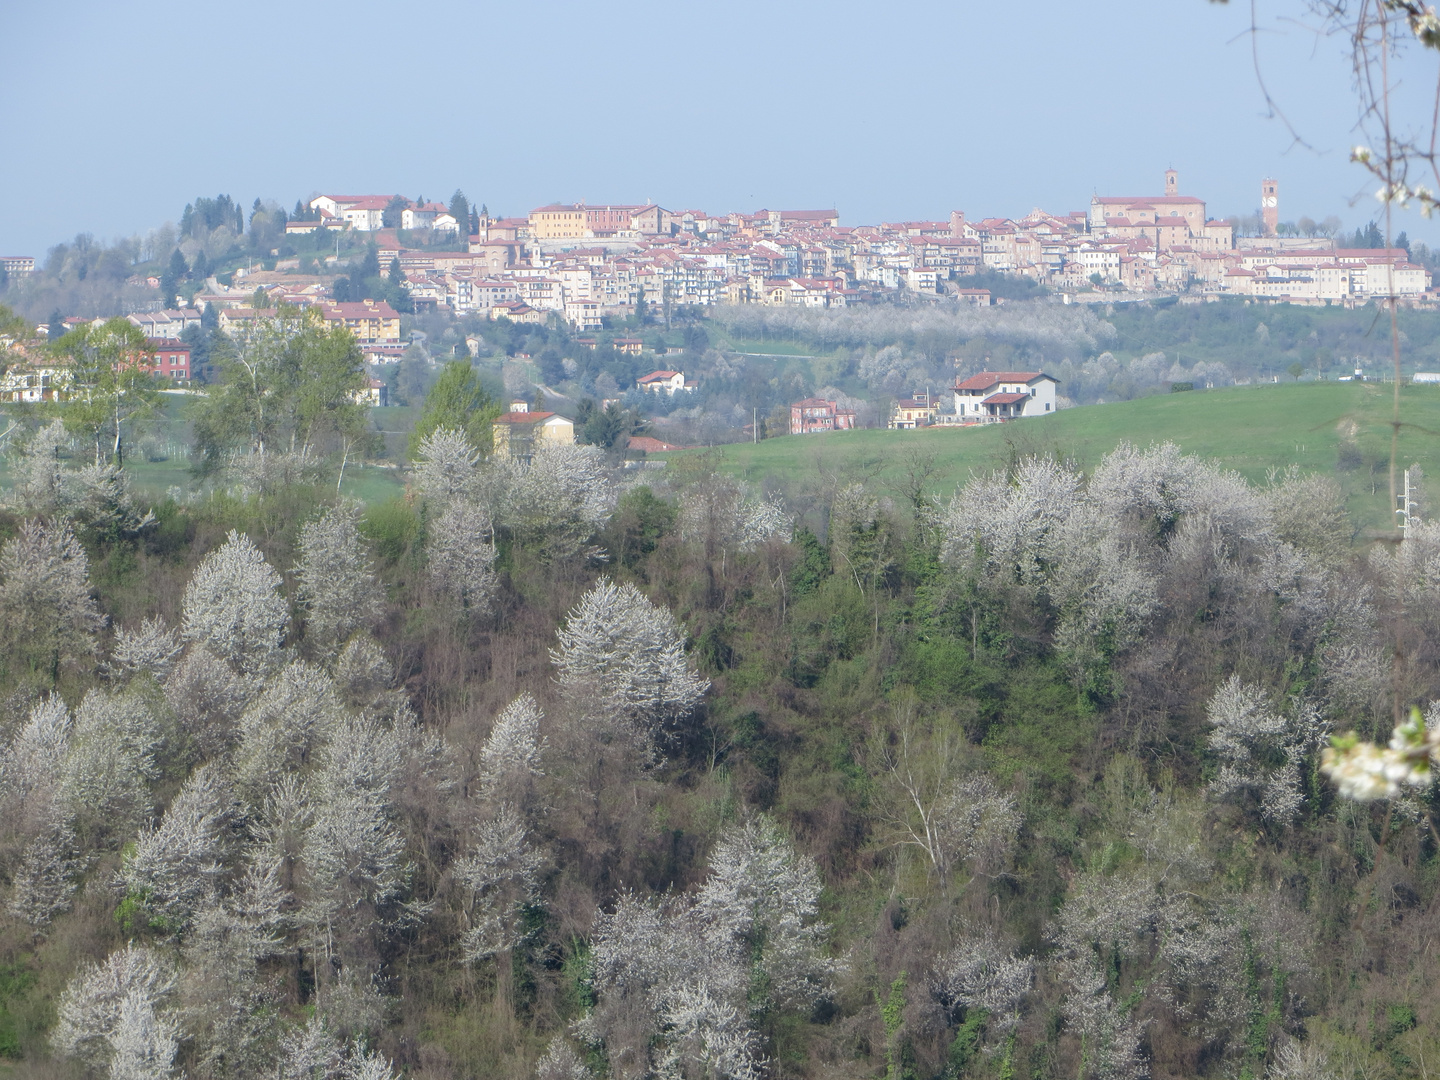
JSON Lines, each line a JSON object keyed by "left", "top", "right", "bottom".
{"left": 4, "top": 171, "right": 1439, "bottom": 448}
{"left": 3, "top": 171, "right": 1433, "bottom": 333}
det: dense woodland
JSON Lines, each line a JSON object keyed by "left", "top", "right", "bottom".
{"left": 0, "top": 365, "right": 1438, "bottom": 1080}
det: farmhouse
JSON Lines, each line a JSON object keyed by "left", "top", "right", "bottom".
{"left": 491, "top": 400, "right": 576, "bottom": 461}
{"left": 790, "top": 397, "right": 857, "bottom": 434}
{"left": 952, "top": 371, "right": 1059, "bottom": 422}
{"left": 636, "top": 370, "right": 690, "bottom": 395}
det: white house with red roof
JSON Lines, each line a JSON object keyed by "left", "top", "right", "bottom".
{"left": 953, "top": 371, "right": 1058, "bottom": 422}
{"left": 636, "top": 370, "right": 691, "bottom": 394}
{"left": 308, "top": 195, "right": 395, "bottom": 231}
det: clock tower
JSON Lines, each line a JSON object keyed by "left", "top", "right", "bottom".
{"left": 1261, "top": 178, "right": 1279, "bottom": 236}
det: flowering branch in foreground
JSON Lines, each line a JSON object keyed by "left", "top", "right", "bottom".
{"left": 1321, "top": 705, "right": 1436, "bottom": 801}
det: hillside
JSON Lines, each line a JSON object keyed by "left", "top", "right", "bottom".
{"left": 678, "top": 381, "right": 1440, "bottom": 531}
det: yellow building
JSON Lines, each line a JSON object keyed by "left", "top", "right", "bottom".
{"left": 529, "top": 204, "right": 590, "bottom": 241}
{"left": 491, "top": 402, "right": 576, "bottom": 460}
{"left": 320, "top": 300, "right": 402, "bottom": 345}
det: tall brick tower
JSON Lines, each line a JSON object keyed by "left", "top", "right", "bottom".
{"left": 1262, "top": 178, "right": 1278, "bottom": 236}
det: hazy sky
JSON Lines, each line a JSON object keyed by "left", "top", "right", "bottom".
{"left": 4, "top": 0, "right": 1440, "bottom": 257}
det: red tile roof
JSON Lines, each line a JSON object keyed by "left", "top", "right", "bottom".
{"left": 627, "top": 435, "right": 692, "bottom": 452}
{"left": 954, "top": 371, "right": 1046, "bottom": 391}
{"left": 983, "top": 392, "right": 1030, "bottom": 405}
{"left": 494, "top": 410, "right": 559, "bottom": 424}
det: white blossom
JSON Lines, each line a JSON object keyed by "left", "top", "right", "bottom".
{"left": 552, "top": 577, "right": 709, "bottom": 744}
{"left": 501, "top": 443, "right": 615, "bottom": 558}
{"left": 60, "top": 685, "right": 166, "bottom": 843}
{"left": 679, "top": 479, "right": 791, "bottom": 552}
{"left": 52, "top": 944, "right": 177, "bottom": 1071}
{"left": 536, "top": 1037, "right": 594, "bottom": 1080}
{"left": 940, "top": 456, "right": 1081, "bottom": 585}
{"left": 656, "top": 980, "right": 766, "bottom": 1080}
{"left": 0, "top": 694, "right": 72, "bottom": 825}
{"left": 694, "top": 815, "right": 834, "bottom": 1009}
{"left": 1206, "top": 676, "right": 1328, "bottom": 822}
{"left": 933, "top": 774, "right": 1023, "bottom": 878}
{"left": 295, "top": 505, "right": 384, "bottom": 653}
{"left": 454, "top": 805, "right": 543, "bottom": 961}
{"left": 426, "top": 499, "right": 498, "bottom": 612}
{"left": 0, "top": 517, "right": 105, "bottom": 667}
{"left": 233, "top": 661, "right": 345, "bottom": 795}
{"left": 8, "top": 820, "right": 84, "bottom": 926}
{"left": 477, "top": 693, "right": 546, "bottom": 796}
{"left": 929, "top": 930, "right": 1034, "bottom": 1031}
{"left": 346, "top": 1044, "right": 401, "bottom": 1080}
{"left": 164, "top": 644, "right": 253, "bottom": 759}
{"left": 12, "top": 419, "right": 71, "bottom": 515}
{"left": 277, "top": 1015, "right": 344, "bottom": 1080}
{"left": 107, "top": 986, "right": 180, "bottom": 1080}
{"left": 118, "top": 763, "right": 240, "bottom": 933}
{"left": 1322, "top": 704, "right": 1439, "bottom": 801}
{"left": 112, "top": 616, "right": 183, "bottom": 681}
{"left": 300, "top": 776, "right": 408, "bottom": 928}
{"left": 413, "top": 427, "right": 480, "bottom": 505}
{"left": 181, "top": 529, "right": 289, "bottom": 674}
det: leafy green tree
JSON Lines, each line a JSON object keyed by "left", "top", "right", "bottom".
{"left": 581, "top": 401, "right": 644, "bottom": 450}
{"left": 0, "top": 303, "right": 36, "bottom": 368}
{"left": 449, "top": 191, "right": 470, "bottom": 236}
{"left": 291, "top": 318, "right": 369, "bottom": 461}
{"left": 357, "top": 245, "right": 381, "bottom": 286}
{"left": 51, "top": 319, "right": 163, "bottom": 465}
{"left": 1287, "top": 361, "right": 1304, "bottom": 381}
{"left": 408, "top": 360, "right": 500, "bottom": 457}
{"left": 383, "top": 196, "right": 408, "bottom": 230}
{"left": 193, "top": 307, "right": 367, "bottom": 472}
{"left": 160, "top": 249, "right": 187, "bottom": 307}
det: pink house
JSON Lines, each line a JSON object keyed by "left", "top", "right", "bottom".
{"left": 790, "top": 397, "right": 857, "bottom": 435}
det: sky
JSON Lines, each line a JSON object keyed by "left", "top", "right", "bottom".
{"left": 4, "top": 0, "right": 1440, "bottom": 257}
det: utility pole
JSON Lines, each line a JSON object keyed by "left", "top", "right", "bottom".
{"left": 1397, "top": 466, "right": 1416, "bottom": 537}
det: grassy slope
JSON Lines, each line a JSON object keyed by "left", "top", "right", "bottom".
{"left": 668, "top": 381, "right": 1440, "bottom": 531}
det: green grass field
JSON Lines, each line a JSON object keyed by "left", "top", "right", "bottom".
{"left": 667, "top": 382, "right": 1440, "bottom": 532}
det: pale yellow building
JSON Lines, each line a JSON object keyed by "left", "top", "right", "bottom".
{"left": 529, "top": 204, "right": 590, "bottom": 241}
{"left": 491, "top": 402, "right": 576, "bottom": 459}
